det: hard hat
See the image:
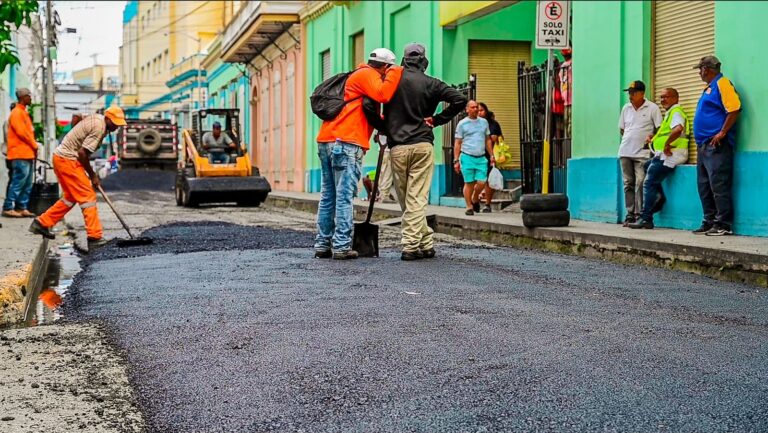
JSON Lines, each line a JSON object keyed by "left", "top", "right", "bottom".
{"left": 104, "top": 106, "right": 127, "bottom": 126}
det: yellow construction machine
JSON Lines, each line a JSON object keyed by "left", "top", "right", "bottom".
{"left": 175, "top": 108, "right": 271, "bottom": 207}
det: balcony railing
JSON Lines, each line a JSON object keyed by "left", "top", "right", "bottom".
{"left": 221, "top": 1, "right": 303, "bottom": 62}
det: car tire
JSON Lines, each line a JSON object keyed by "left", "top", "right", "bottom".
{"left": 519, "top": 193, "right": 569, "bottom": 212}
{"left": 522, "top": 210, "right": 570, "bottom": 228}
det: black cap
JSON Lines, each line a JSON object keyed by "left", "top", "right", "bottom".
{"left": 622, "top": 80, "right": 646, "bottom": 92}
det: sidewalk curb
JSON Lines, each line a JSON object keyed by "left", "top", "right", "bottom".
{"left": 265, "top": 194, "right": 768, "bottom": 288}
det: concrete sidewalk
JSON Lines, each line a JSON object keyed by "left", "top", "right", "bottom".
{"left": 267, "top": 191, "right": 768, "bottom": 287}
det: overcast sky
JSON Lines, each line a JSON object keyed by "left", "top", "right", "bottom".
{"left": 54, "top": 1, "right": 124, "bottom": 74}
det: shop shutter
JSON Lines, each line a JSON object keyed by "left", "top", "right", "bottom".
{"left": 351, "top": 32, "right": 365, "bottom": 69}
{"left": 469, "top": 40, "right": 531, "bottom": 168}
{"left": 321, "top": 50, "right": 331, "bottom": 81}
{"left": 653, "top": 0, "right": 714, "bottom": 164}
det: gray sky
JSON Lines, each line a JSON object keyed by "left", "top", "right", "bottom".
{"left": 55, "top": 1, "right": 124, "bottom": 74}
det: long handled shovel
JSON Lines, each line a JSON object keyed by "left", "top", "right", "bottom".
{"left": 96, "top": 184, "right": 154, "bottom": 247}
{"left": 353, "top": 140, "right": 387, "bottom": 257}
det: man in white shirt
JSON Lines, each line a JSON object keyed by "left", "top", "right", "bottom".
{"left": 618, "top": 80, "right": 662, "bottom": 226}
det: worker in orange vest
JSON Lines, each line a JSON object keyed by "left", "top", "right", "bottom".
{"left": 29, "top": 107, "right": 127, "bottom": 250}
{"left": 2, "top": 88, "right": 39, "bottom": 218}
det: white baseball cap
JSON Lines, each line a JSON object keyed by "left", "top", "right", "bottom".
{"left": 369, "top": 48, "right": 396, "bottom": 65}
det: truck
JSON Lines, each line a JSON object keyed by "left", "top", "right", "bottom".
{"left": 116, "top": 118, "right": 178, "bottom": 170}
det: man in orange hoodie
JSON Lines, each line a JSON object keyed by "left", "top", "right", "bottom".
{"left": 314, "top": 48, "right": 403, "bottom": 260}
{"left": 2, "top": 88, "right": 39, "bottom": 218}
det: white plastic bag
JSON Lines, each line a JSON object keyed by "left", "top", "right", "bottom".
{"left": 488, "top": 167, "right": 504, "bottom": 190}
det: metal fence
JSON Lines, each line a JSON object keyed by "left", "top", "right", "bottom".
{"left": 441, "top": 74, "right": 477, "bottom": 197}
{"left": 518, "top": 61, "right": 571, "bottom": 194}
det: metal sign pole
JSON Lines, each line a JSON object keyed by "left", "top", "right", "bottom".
{"left": 542, "top": 48, "right": 553, "bottom": 194}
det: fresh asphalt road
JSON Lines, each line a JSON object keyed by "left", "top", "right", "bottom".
{"left": 65, "top": 221, "right": 768, "bottom": 433}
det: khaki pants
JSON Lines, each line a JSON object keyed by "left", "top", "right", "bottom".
{"left": 390, "top": 143, "right": 434, "bottom": 252}
{"left": 378, "top": 148, "right": 396, "bottom": 202}
{"left": 620, "top": 156, "right": 648, "bottom": 218}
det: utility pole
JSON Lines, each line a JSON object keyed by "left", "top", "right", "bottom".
{"left": 43, "top": 0, "right": 57, "bottom": 163}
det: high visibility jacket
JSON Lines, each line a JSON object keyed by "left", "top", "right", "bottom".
{"left": 317, "top": 64, "right": 403, "bottom": 150}
{"left": 7, "top": 104, "right": 37, "bottom": 160}
{"left": 652, "top": 104, "right": 690, "bottom": 151}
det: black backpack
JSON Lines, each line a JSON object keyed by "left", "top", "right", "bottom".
{"left": 310, "top": 69, "right": 362, "bottom": 121}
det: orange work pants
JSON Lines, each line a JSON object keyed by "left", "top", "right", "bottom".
{"left": 38, "top": 154, "right": 102, "bottom": 239}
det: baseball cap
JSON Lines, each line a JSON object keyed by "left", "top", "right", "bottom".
{"left": 623, "top": 80, "right": 646, "bottom": 92}
{"left": 212, "top": 121, "right": 222, "bottom": 129}
{"left": 15, "top": 88, "right": 31, "bottom": 98}
{"left": 403, "top": 43, "right": 426, "bottom": 57}
{"left": 369, "top": 48, "right": 396, "bottom": 65}
{"left": 693, "top": 55, "right": 721, "bottom": 70}
{"left": 104, "top": 106, "right": 127, "bottom": 126}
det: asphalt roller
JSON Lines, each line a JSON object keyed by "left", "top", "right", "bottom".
{"left": 175, "top": 108, "right": 271, "bottom": 207}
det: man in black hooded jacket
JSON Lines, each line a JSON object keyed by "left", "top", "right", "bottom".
{"left": 381, "top": 43, "right": 467, "bottom": 261}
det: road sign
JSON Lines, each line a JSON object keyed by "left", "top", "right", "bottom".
{"left": 536, "top": 0, "right": 570, "bottom": 49}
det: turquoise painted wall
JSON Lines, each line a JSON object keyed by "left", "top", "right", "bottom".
{"left": 569, "top": 0, "right": 768, "bottom": 236}
{"left": 206, "top": 62, "right": 250, "bottom": 153}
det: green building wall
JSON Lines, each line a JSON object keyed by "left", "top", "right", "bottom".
{"left": 568, "top": 0, "right": 768, "bottom": 236}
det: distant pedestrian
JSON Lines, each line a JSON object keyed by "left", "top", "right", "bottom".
{"left": 29, "top": 107, "right": 128, "bottom": 250}
{"left": 3, "top": 89, "right": 39, "bottom": 218}
{"left": 3, "top": 102, "right": 17, "bottom": 199}
{"left": 382, "top": 43, "right": 466, "bottom": 260}
{"left": 313, "top": 48, "right": 403, "bottom": 260}
{"left": 691, "top": 56, "right": 741, "bottom": 236}
{"left": 478, "top": 102, "right": 504, "bottom": 213}
{"left": 618, "top": 80, "right": 662, "bottom": 226}
{"left": 629, "top": 88, "right": 689, "bottom": 229}
{"left": 559, "top": 48, "right": 573, "bottom": 137}
{"left": 454, "top": 100, "right": 494, "bottom": 216}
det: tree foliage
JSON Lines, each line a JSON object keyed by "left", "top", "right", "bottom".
{"left": 0, "top": 0, "right": 39, "bottom": 73}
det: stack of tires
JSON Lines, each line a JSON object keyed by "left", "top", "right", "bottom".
{"left": 520, "top": 193, "right": 570, "bottom": 228}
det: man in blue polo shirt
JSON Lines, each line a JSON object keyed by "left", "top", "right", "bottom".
{"left": 454, "top": 100, "right": 494, "bottom": 215}
{"left": 692, "top": 55, "right": 741, "bottom": 236}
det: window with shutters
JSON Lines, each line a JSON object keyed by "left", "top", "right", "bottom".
{"left": 653, "top": 0, "right": 714, "bottom": 164}
{"left": 286, "top": 61, "right": 296, "bottom": 183}
{"left": 351, "top": 31, "right": 365, "bottom": 69}
{"left": 321, "top": 50, "right": 331, "bottom": 81}
{"left": 260, "top": 77, "right": 270, "bottom": 174}
{"left": 272, "top": 70, "right": 282, "bottom": 182}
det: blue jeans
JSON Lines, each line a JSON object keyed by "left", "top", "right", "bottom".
{"left": 3, "top": 159, "right": 33, "bottom": 211}
{"left": 208, "top": 151, "right": 230, "bottom": 164}
{"left": 639, "top": 157, "right": 674, "bottom": 223}
{"left": 314, "top": 141, "right": 363, "bottom": 252}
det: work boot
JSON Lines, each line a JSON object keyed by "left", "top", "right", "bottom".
{"left": 18, "top": 209, "right": 35, "bottom": 218}
{"left": 87, "top": 238, "right": 109, "bottom": 251}
{"left": 401, "top": 250, "right": 424, "bottom": 261}
{"left": 421, "top": 248, "right": 436, "bottom": 259}
{"left": 28, "top": 219, "right": 55, "bottom": 239}
{"left": 628, "top": 218, "right": 654, "bottom": 229}
{"left": 692, "top": 223, "right": 713, "bottom": 235}
{"left": 314, "top": 249, "right": 332, "bottom": 259}
{"left": 2, "top": 209, "right": 23, "bottom": 218}
{"left": 332, "top": 249, "right": 359, "bottom": 260}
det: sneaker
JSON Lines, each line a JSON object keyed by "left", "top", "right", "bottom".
{"left": 622, "top": 215, "right": 636, "bottom": 227}
{"left": 332, "top": 249, "right": 359, "bottom": 260}
{"left": 627, "top": 218, "right": 654, "bottom": 229}
{"left": 705, "top": 225, "right": 733, "bottom": 236}
{"left": 314, "top": 250, "right": 332, "bottom": 259}
{"left": 472, "top": 201, "right": 481, "bottom": 213}
{"left": 2, "top": 209, "right": 23, "bottom": 218}
{"left": 692, "top": 223, "right": 714, "bottom": 235}
{"left": 421, "top": 248, "right": 436, "bottom": 259}
{"left": 17, "top": 209, "right": 35, "bottom": 218}
{"left": 87, "top": 238, "right": 109, "bottom": 250}
{"left": 465, "top": 208, "right": 475, "bottom": 216}
{"left": 481, "top": 205, "right": 492, "bottom": 213}
{"left": 28, "top": 219, "right": 55, "bottom": 239}
{"left": 401, "top": 250, "right": 424, "bottom": 261}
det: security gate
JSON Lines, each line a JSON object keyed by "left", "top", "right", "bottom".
{"left": 441, "top": 75, "right": 477, "bottom": 197}
{"left": 518, "top": 61, "right": 571, "bottom": 194}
